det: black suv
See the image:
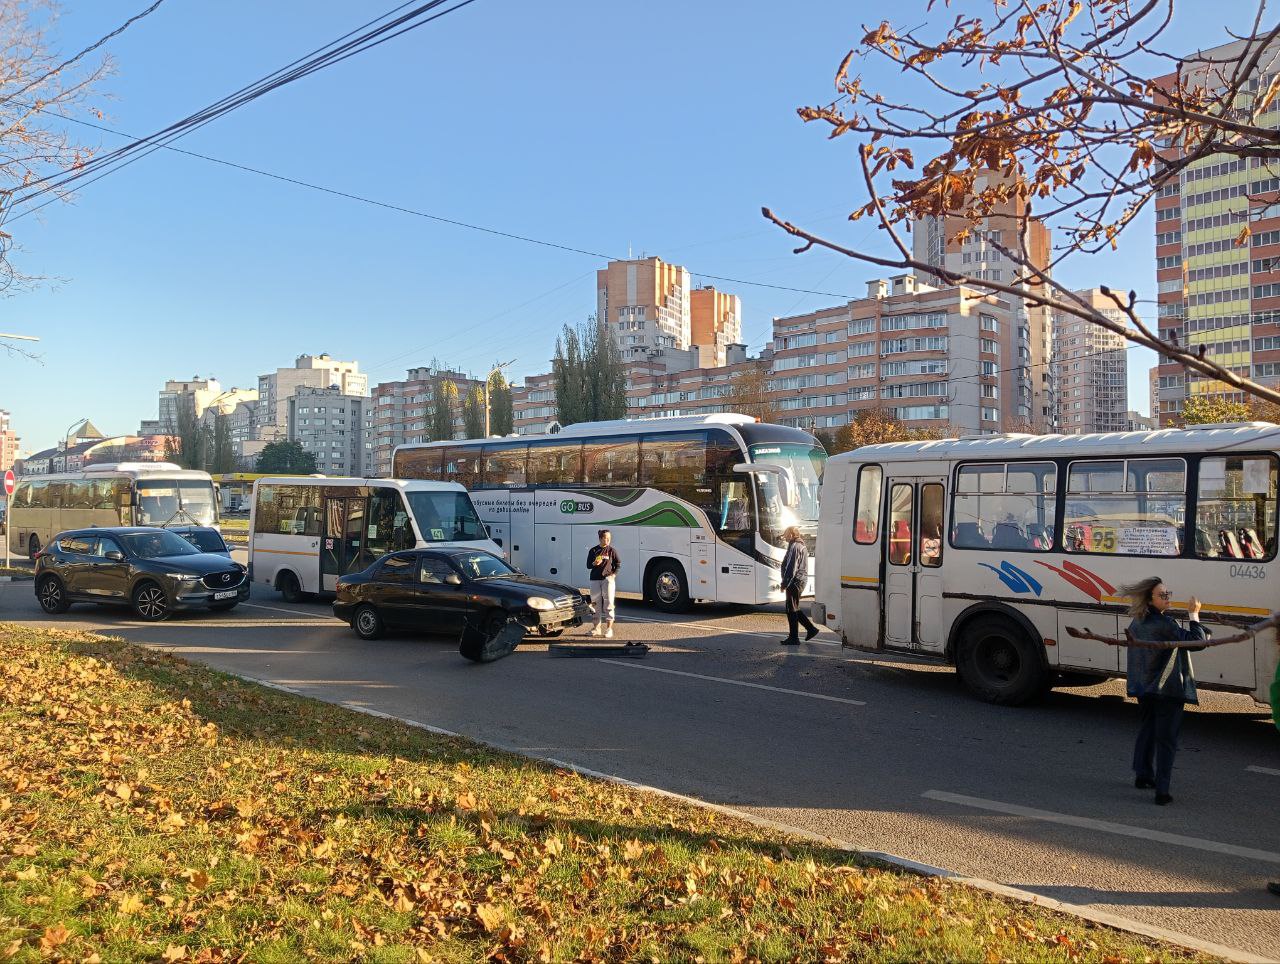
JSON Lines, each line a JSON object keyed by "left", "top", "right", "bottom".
{"left": 35, "top": 527, "right": 249, "bottom": 621}
{"left": 333, "top": 547, "right": 590, "bottom": 641}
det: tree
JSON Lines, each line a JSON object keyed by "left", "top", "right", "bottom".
{"left": 553, "top": 316, "right": 627, "bottom": 426}
{"left": 0, "top": 0, "right": 123, "bottom": 296}
{"left": 209, "top": 414, "right": 235, "bottom": 474}
{"left": 431, "top": 380, "right": 458, "bottom": 441}
{"left": 164, "top": 398, "right": 208, "bottom": 471}
{"left": 1179, "top": 396, "right": 1252, "bottom": 426}
{"left": 846, "top": 408, "right": 947, "bottom": 450}
{"left": 488, "top": 368, "right": 514, "bottom": 436}
{"left": 725, "top": 364, "right": 778, "bottom": 424}
{"left": 255, "top": 440, "right": 317, "bottom": 474}
{"left": 462, "top": 385, "right": 486, "bottom": 440}
{"left": 763, "top": 2, "right": 1280, "bottom": 408}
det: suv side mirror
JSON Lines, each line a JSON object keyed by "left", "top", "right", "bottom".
{"left": 104, "top": 550, "right": 125, "bottom": 562}
{"left": 444, "top": 573, "right": 462, "bottom": 586}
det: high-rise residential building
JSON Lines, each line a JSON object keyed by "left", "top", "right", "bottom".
{"left": 626, "top": 345, "right": 764, "bottom": 420}
{"left": 597, "top": 257, "right": 692, "bottom": 360}
{"left": 287, "top": 386, "right": 367, "bottom": 476}
{"left": 366, "top": 367, "right": 483, "bottom": 476}
{"left": 1152, "top": 38, "right": 1280, "bottom": 424}
{"left": 141, "top": 377, "right": 257, "bottom": 437}
{"left": 689, "top": 287, "right": 743, "bottom": 367}
{"left": 1149, "top": 367, "right": 1160, "bottom": 425}
{"left": 767, "top": 274, "right": 1019, "bottom": 433}
{"left": 1053, "top": 289, "right": 1129, "bottom": 434}
{"left": 258, "top": 353, "right": 368, "bottom": 438}
{"left": 511, "top": 372, "right": 558, "bottom": 435}
{"left": 0, "top": 409, "right": 18, "bottom": 475}
{"left": 912, "top": 170, "right": 1055, "bottom": 431}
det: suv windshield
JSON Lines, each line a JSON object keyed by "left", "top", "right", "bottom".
{"left": 120, "top": 530, "right": 202, "bottom": 559}
{"left": 404, "top": 490, "right": 487, "bottom": 542}
{"left": 452, "top": 552, "right": 515, "bottom": 580}
{"left": 178, "top": 529, "right": 227, "bottom": 553}
{"left": 136, "top": 479, "right": 218, "bottom": 527}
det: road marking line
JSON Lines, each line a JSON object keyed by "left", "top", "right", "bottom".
{"left": 242, "top": 602, "right": 333, "bottom": 620}
{"left": 923, "top": 790, "right": 1280, "bottom": 865}
{"left": 1246, "top": 765, "right": 1280, "bottom": 777}
{"left": 616, "top": 613, "right": 841, "bottom": 647}
{"left": 596, "top": 659, "right": 866, "bottom": 706}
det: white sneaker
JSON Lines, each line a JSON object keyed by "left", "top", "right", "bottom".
{"left": 604, "top": 628, "right": 614, "bottom": 639}
{"left": 590, "top": 625, "right": 604, "bottom": 637}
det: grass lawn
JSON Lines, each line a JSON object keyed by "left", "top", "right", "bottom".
{"left": 0, "top": 624, "right": 1206, "bottom": 962}
{"left": 219, "top": 519, "right": 248, "bottom": 534}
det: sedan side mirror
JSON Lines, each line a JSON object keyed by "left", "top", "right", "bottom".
{"left": 104, "top": 550, "right": 125, "bottom": 562}
{"left": 444, "top": 573, "right": 462, "bottom": 586}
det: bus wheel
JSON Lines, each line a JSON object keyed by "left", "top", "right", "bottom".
{"left": 278, "top": 571, "right": 303, "bottom": 604}
{"left": 956, "top": 614, "right": 1048, "bottom": 706}
{"left": 647, "top": 560, "right": 691, "bottom": 614}
{"left": 27, "top": 534, "right": 40, "bottom": 561}
{"left": 37, "top": 575, "right": 70, "bottom": 614}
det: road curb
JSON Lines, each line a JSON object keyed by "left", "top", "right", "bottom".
{"left": 225, "top": 671, "right": 1268, "bottom": 964}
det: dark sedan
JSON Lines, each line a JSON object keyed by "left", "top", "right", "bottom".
{"left": 34, "top": 527, "right": 249, "bottom": 621}
{"left": 333, "top": 547, "right": 590, "bottom": 642}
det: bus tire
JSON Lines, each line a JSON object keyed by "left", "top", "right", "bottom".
{"left": 277, "top": 570, "right": 303, "bottom": 604}
{"left": 646, "top": 559, "right": 691, "bottom": 614}
{"left": 36, "top": 575, "right": 70, "bottom": 614}
{"left": 955, "top": 614, "right": 1049, "bottom": 706}
{"left": 353, "top": 604, "right": 383, "bottom": 640}
{"left": 27, "top": 534, "right": 40, "bottom": 561}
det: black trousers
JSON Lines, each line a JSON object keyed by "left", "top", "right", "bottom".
{"left": 784, "top": 583, "right": 817, "bottom": 641}
{"left": 1133, "top": 696, "right": 1185, "bottom": 794}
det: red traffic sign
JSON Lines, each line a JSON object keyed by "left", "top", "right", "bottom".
{"left": 3, "top": 469, "right": 14, "bottom": 496}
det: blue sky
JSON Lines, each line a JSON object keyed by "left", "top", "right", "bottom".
{"left": 0, "top": 0, "right": 1245, "bottom": 449}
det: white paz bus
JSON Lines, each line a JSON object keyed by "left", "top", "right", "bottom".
{"left": 393, "top": 414, "right": 827, "bottom": 611}
{"left": 816, "top": 424, "right": 1280, "bottom": 706}
{"left": 7, "top": 462, "right": 219, "bottom": 560}
{"left": 249, "top": 476, "right": 501, "bottom": 601}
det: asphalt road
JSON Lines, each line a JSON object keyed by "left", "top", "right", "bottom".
{"left": 2, "top": 571, "right": 1278, "bottom": 959}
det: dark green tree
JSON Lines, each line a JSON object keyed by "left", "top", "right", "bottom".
{"left": 210, "top": 415, "right": 236, "bottom": 474}
{"left": 163, "top": 398, "right": 208, "bottom": 471}
{"left": 488, "top": 369, "right": 514, "bottom": 436}
{"left": 462, "top": 385, "right": 486, "bottom": 439}
{"left": 553, "top": 315, "right": 627, "bottom": 425}
{"left": 431, "top": 380, "right": 458, "bottom": 441}
{"left": 255, "top": 440, "right": 317, "bottom": 474}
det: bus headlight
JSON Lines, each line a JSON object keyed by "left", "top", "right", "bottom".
{"left": 526, "top": 596, "right": 554, "bottom": 611}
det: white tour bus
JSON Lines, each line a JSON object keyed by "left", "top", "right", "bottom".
{"left": 392, "top": 413, "right": 827, "bottom": 612}
{"left": 816, "top": 424, "right": 1280, "bottom": 706}
{"left": 249, "top": 476, "right": 501, "bottom": 601}
{"left": 7, "top": 462, "right": 219, "bottom": 560}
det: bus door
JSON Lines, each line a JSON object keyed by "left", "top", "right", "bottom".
{"left": 882, "top": 477, "right": 946, "bottom": 653}
{"left": 321, "top": 496, "right": 374, "bottom": 591}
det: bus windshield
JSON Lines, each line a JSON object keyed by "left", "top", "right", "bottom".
{"left": 749, "top": 443, "right": 826, "bottom": 524}
{"left": 405, "top": 490, "right": 487, "bottom": 542}
{"left": 136, "top": 479, "right": 218, "bottom": 527}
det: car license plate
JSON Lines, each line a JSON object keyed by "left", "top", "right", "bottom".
{"left": 213, "top": 590, "right": 237, "bottom": 600}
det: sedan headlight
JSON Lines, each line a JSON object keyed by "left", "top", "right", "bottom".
{"left": 526, "top": 596, "right": 555, "bottom": 611}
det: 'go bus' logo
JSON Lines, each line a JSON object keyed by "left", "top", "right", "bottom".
{"left": 560, "top": 499, "right": 594, "bottom": 514}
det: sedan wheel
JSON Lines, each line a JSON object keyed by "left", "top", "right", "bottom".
{"left": 37, "top": 575, "right": 69, "bottom": 614}
{"left": 353, "top": 604, "right": 383, "bottom": 640}
{"left": 132, "top": 583, "right": 170, "bottom": 622}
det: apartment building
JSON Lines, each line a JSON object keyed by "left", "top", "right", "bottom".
{"left": 768, "top": 275, "right": 1020, "bottom": 433}
{"left": 140, "top": 377, "right": 252, "bottom": 435}
{"left": 626, "top": 345, "right": 763, "bottom": 420}
{"left": 366, "top": 367, "right": 483, "bottom": 476}
{"left": 689, "top": 287, "right": 743, "bottom": 367}
{"left": 287, "top": 386, "right": 366, "bottom": 476}
{"left": 511, "top": 372, "right": 558, "bottom": 436}
{"left": 913, "top": 171, "right": 1055, "bottom": 431}
{"left": 1153, "top": 38, "right": 1280, "bottom": 424}
{"left": 258, "top": 354, "right": 368, "bottom": 438}
{"left": 0, "top": 409, "right": 17, "bottom": 475}
{"left": 1053, "top": 289, "right": 1129, "bottom": 434}
{"left": 597, "top": 257, "right": 692, "bottom": 360}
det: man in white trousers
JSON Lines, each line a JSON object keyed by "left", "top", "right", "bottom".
{"left": 586, "top": 528, "right": 621, "bottom": 638}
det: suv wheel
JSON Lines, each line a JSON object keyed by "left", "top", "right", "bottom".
{"left": 353, "top": 604, "right": 383, "bottom": 640}
{"left": 37, "top": 575, "right": 70, "bottom": 614}
{"left": 132, "top": 582, "right": 170, "bottom": 622}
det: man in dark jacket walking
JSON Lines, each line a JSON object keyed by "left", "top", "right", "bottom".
{"left": 1119, "top": 577, "right": 1208, "bottom": 806}
{"left": 779, "top": 526, "right": 818, "bottom": 645}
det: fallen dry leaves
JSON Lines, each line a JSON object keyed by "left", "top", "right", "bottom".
{"left": 0, "top": 623, "right": 1205, "bottom": 962}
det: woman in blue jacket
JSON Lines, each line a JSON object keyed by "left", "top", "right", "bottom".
{"left": 1119, "top": 576, "right": 1209, "bottom": 806}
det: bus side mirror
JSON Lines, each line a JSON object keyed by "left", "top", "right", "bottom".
{"left": 118, "top": 490, "right": 134, "bottom": 507}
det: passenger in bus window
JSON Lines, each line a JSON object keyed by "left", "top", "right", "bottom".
{"left": 856, "top": 510, "right": 877, "bottom": 543}
{"left": 1120, "top": 577, "right": 1207, "bottom": 806}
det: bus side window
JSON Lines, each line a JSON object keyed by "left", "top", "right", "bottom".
{"left": 853, "top": 465, "right": 882, "bottom": 544}
{"left": 919, "top": 483, "right": 944, "bottom": 568}
{"left": 1196, "top": 455, "right": 1278, "bottom": 561}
